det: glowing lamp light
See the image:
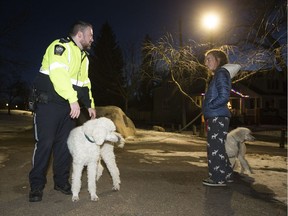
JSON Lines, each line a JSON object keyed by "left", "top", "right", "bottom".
{"left": 202, "top": 13, "right": 219, "bottom": 30}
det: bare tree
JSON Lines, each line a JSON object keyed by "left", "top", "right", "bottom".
{"left": 144, "top": 24, "right": 286, "bottom": 131}
{"left": 136, "top": 34, "right": 163, "bottom": 111}
{"left": 145, "top": 34, "right": 207, "bottom": 109}
{"left": 225, "top": 0, "right": 287, "bottom": 75}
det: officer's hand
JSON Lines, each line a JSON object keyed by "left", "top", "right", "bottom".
{"left": 88, "top": 108, "right": 96, "bottom": 119}
{"left": 70, "top": 102, "right": 80, "bottom": 119}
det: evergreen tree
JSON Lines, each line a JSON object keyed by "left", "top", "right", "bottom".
{"left": 121, "top": 42, "right": 141, "bottom": 112}
{"left": 89, "top": 22, "right": 124, "bottom": 108}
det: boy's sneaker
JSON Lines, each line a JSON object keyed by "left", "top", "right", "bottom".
{"left": 202, "top": 178, "right": 227, "bottom": 187}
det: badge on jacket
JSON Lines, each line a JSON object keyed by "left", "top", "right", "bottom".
{"left": 54, "top": 45, "right": 65, "bottom": 56}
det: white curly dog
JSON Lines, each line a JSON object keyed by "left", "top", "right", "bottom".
{"left": 225, "top": 127, "right": 255, "bottom": 174}
{"left": 67, "top": 117, "right": 125, "bottom": 202}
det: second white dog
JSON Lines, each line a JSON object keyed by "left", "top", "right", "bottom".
{"left": 67, "top": 117, "right": 124, "bottom": 202}
{"left": 225, "top": 127, "right": 255, "bottom": 174}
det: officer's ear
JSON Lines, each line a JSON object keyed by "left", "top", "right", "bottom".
{"left": 76, "top": 31, "right": 84, "bottom": 39}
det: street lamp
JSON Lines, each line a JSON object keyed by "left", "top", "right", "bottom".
{"left": 202, "top": 13, "right": 219, "bottom": 30}
{"left": 202, "top": 12, "right": 220, "bottom": 48}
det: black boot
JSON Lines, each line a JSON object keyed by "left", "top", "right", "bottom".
{"left": 29, "top": 188, "right": 43, "bottom": 202}
{"left": 54, "top": 183, "right": 72, "bottom": 195}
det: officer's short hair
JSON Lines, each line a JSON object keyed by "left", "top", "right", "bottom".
{"left": 69, "top": 21, "right": 93, "bottom": 36}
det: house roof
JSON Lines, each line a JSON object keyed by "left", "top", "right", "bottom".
{"left": 230, "top": 83, "right": 260, "bottom": 98}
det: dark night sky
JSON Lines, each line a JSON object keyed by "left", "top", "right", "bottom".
{"left": 1, "top": 0, "right": 285, "bottom": 83}
{"left": 2, "top": 0, "right": 213, "bottom": 82}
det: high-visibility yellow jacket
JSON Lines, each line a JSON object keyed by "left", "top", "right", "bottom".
{"left": 39, "top": 37, "right": 95, "bottom": 108}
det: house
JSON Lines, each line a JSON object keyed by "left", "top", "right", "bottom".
{"left": 152, "top": 69, "right": 287, "bottom": 128}
{"left": 234, "top": 70, "right": 287, "bottom": 125}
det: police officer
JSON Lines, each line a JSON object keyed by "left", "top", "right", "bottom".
{"left": 29, "top": 21, "right": 96, "bottom": 202}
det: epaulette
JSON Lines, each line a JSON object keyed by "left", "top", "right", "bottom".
{"left": 59, "top": 37, "right": 71, "bottom": 43}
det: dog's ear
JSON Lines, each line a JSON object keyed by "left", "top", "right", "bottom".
{"left": 82, "top": 119, "right": 97, "bottom": 137}
{"left": 97, "top": 117, "right": 117, "bottom": 132}
{"left": 114, "top": 132, "right": 125, "bottom": 148}
{"left": 92, "top": 127, "right": 109, "bottom": 145}
{"left": 246, "top": 133, "right": 255, "bottom": 141}
{"left": 105, "top": 132, "right": 125, "bottom": 145}
{"left": 105, "top": 132, "right": 119, "bottom": 143}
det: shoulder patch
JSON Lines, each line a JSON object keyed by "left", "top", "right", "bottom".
{"left": 54, "top": 45, "right": 65, "bottom": 56}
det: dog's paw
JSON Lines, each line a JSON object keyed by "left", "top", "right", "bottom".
{"left": 72, "top": 196, "right": 79, "bottom": 202}
{"left": 91, "top": 194, "right": 99, "bottom": 201}
{"left": 112, "top": 184, "right": 120, "bottom": 191}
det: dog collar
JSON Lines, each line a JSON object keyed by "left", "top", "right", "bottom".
{"left": 84, "top": 134, "right": 95, "bottom": 143}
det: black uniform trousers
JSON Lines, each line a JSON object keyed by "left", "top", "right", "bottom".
{"left": 29, "top": 102, "right": 75, "bottom": 190}
{"left": 206, "top": 116, "right": 233, "bottom": 183}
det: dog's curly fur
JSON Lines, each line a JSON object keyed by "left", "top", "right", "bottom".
{"left": 67, "top": 117, "right": 124, "bottom": 202}
{"left": 225, "top": 127, "right": 255, "bottom": 174}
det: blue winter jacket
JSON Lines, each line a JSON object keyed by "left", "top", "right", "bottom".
{"left": 202, "top": 67, "right": 231, "bottom": 120}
